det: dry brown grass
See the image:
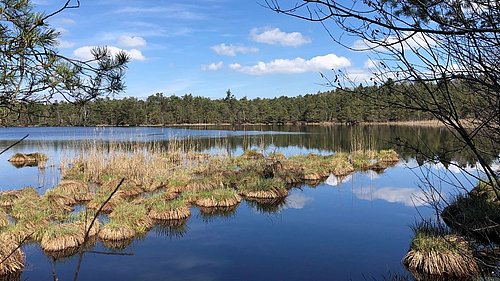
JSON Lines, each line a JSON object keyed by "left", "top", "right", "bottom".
{"left": 40, "top": 223, "right": 84, "bottom": 252}
{"left": 0, "top": 234, "right": 24, "bottom": 276}
{"left": 8, "top": 152, "right": 48, "bottom": 167}
{"left": 98, "top": 221, "right": 136, "bottom": 241}
{"left": 403, "top": 229, "right": 479, "bottom": 279}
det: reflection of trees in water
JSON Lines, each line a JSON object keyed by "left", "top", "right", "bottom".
{"left": 1, "top": 125, "right": 491, "bottom": 167}
{"left": 158, "top": 125, "right": 487, "bottom": 166}
{"left": 245, "top": 198, "right": 287, "bottom": 214}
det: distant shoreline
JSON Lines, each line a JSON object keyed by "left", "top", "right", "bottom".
{"left": 1, "top": 120, "right": 453, "bottom": 128}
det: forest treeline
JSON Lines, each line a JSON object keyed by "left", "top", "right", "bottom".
{"left": 1, "top": 81, "right": 471, "bottom": 126}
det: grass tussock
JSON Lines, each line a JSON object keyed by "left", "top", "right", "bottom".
{"left": 109, "top": 202, "right": 152, "bottom": 233}
{"left": 0, "top": 141, "right": 402, "bottom": 260}
{"left": 442, "top": 188, "right": 500, "bottom": 242}
{"left": 98, "top": 220, "right": 136, "bottom": 241}
{"left": 402, "top": 221, "right": 479, "bottom": 279}
{"left": 0, "top": 211, "right": 10, "bottom": 229}
{"left": 239, "top": 178, "right": 288, "bottom": 199}
{"left": 40, "top": 223, "right": 84, "bottom": 252}
{"left": 56, "top": 180, "right": 91, "bottom": 202}
{"left": 8, "top": 152, "right": 48, "bottom": 167}
{"left": 148, "top": 197, "right": 191, "bottom": 221}
{"left": 0, "top": 234, "right": 24, "bottom": 276}
{"left": 194, "top": 188, "right": 241, "bottom": 208}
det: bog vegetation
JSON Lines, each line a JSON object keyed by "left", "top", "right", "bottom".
{"left": 0, "top": 141, "right": 400, "bottom": 276}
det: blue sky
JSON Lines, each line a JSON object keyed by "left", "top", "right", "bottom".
{"left": 37, "top": 0, "right": 375, "bottom": 100}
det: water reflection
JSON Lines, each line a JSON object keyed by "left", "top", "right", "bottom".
{"left": 353, "top": 186, "right": 427, "bottom": 207}
{"left": 246, "top": 198, "right": 287, "bottom": 214}
{"left": 324, "top": 174, "right": 353, "bottom": 187}
{"left": 284, "top": 193, "right": 313, "bottom": 209}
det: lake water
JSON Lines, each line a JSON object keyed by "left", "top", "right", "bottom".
{"left": 0, "top": 126, "right": 482, "bottom": 281}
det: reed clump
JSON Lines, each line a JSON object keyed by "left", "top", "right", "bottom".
{"left": 402, "top": 222, "right": 479, "bottom": 279}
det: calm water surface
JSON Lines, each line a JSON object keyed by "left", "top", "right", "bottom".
{"left": 0, "top": 126, "right": 477, "bottom": 281}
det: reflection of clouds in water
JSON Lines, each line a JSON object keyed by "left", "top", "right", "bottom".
{"left": 353, "top": 187, "right": 428, "bottom": 207}
{"left": 400, "top": 159, "right": 500, "bottom": 175}
{"left": 364, "top": 170, "right": 381, "bottom": 180}
{"left": 171, "top": 256, "right": 224, "bottom": 270}
{"left": 324, "top": 174, "right": 352, "bottom": 187}
{"left": 285, "top": 193, "right": 313, "bottom": 209}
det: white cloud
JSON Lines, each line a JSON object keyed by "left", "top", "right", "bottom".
{"left": 229, "top": 54, "right": 351, "bottom": 75}
{"left": 55, "top": 27, "right": 69, "bottom": 35}
{"left": 364, "top": 59, "right": 378, "bottom": 68}
{"left": 211, "top": 43, "right": 258, "bottom": 56}
{"left": 201, "top": 61, "right": 224, "bottom": 71}
{"left": 73, "top": 46, "right": 145, "bottom": 61}
{"left": 352, "top": 32, "right": 437, "bottom": 51}
{"left": 114, "top": 5, "right": 204, "bottom": 20}
{"left": 118, "top": 35, "right": 147, "bottom": 48}
{"left": 57, "top": 40, "right": 75, "bottom": 49}
{"left": 250, "top": 27, "right": 311, "bottom": 47}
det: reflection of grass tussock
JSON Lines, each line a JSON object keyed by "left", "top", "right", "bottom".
{"left": 245, "top": 197, "right": 287, "bottom": 214}
{"left": 239, "top": 178, "right": 288, "bottom": 199}
{"left": 194, "top": 188, "right": 241, "bottom": 208}
{"left": 0, "top": 234, "right": 24, "bottom": 276}
{"left": 153, "top": 220, "right": 188, "bottom": 238}
{"left": 402, "top": 221, "right": 478, "bottom": 279}
{"left": 198, "top": 206, "right": 237, "bottom": 222}
{"left": 101, "top": 238, "right": 134, "bottom": 250}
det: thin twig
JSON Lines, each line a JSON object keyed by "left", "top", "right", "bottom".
{"left": 0, "top": 134, "right": 29, "bottom": 155}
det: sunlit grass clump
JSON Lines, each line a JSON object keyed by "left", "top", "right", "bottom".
{"left": 402, "top": 222, "right": 478, "bottom": 279}
{"left": 148, "top": 197, "right": 191, "bottom": 221}
{"left": 40, "top": 223, "right": 84, "bottom": 252}
{"left": 194, "top": 188, "right": 241, "bottom": 208}
{"left": 109, "top": 202, "right": 152, "bottom": 233}
{"left": 98, "top": 220, "right": 136, "bottom": 242}
{"left": 239, "top": 178, "right": 288, "bottom": 199}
